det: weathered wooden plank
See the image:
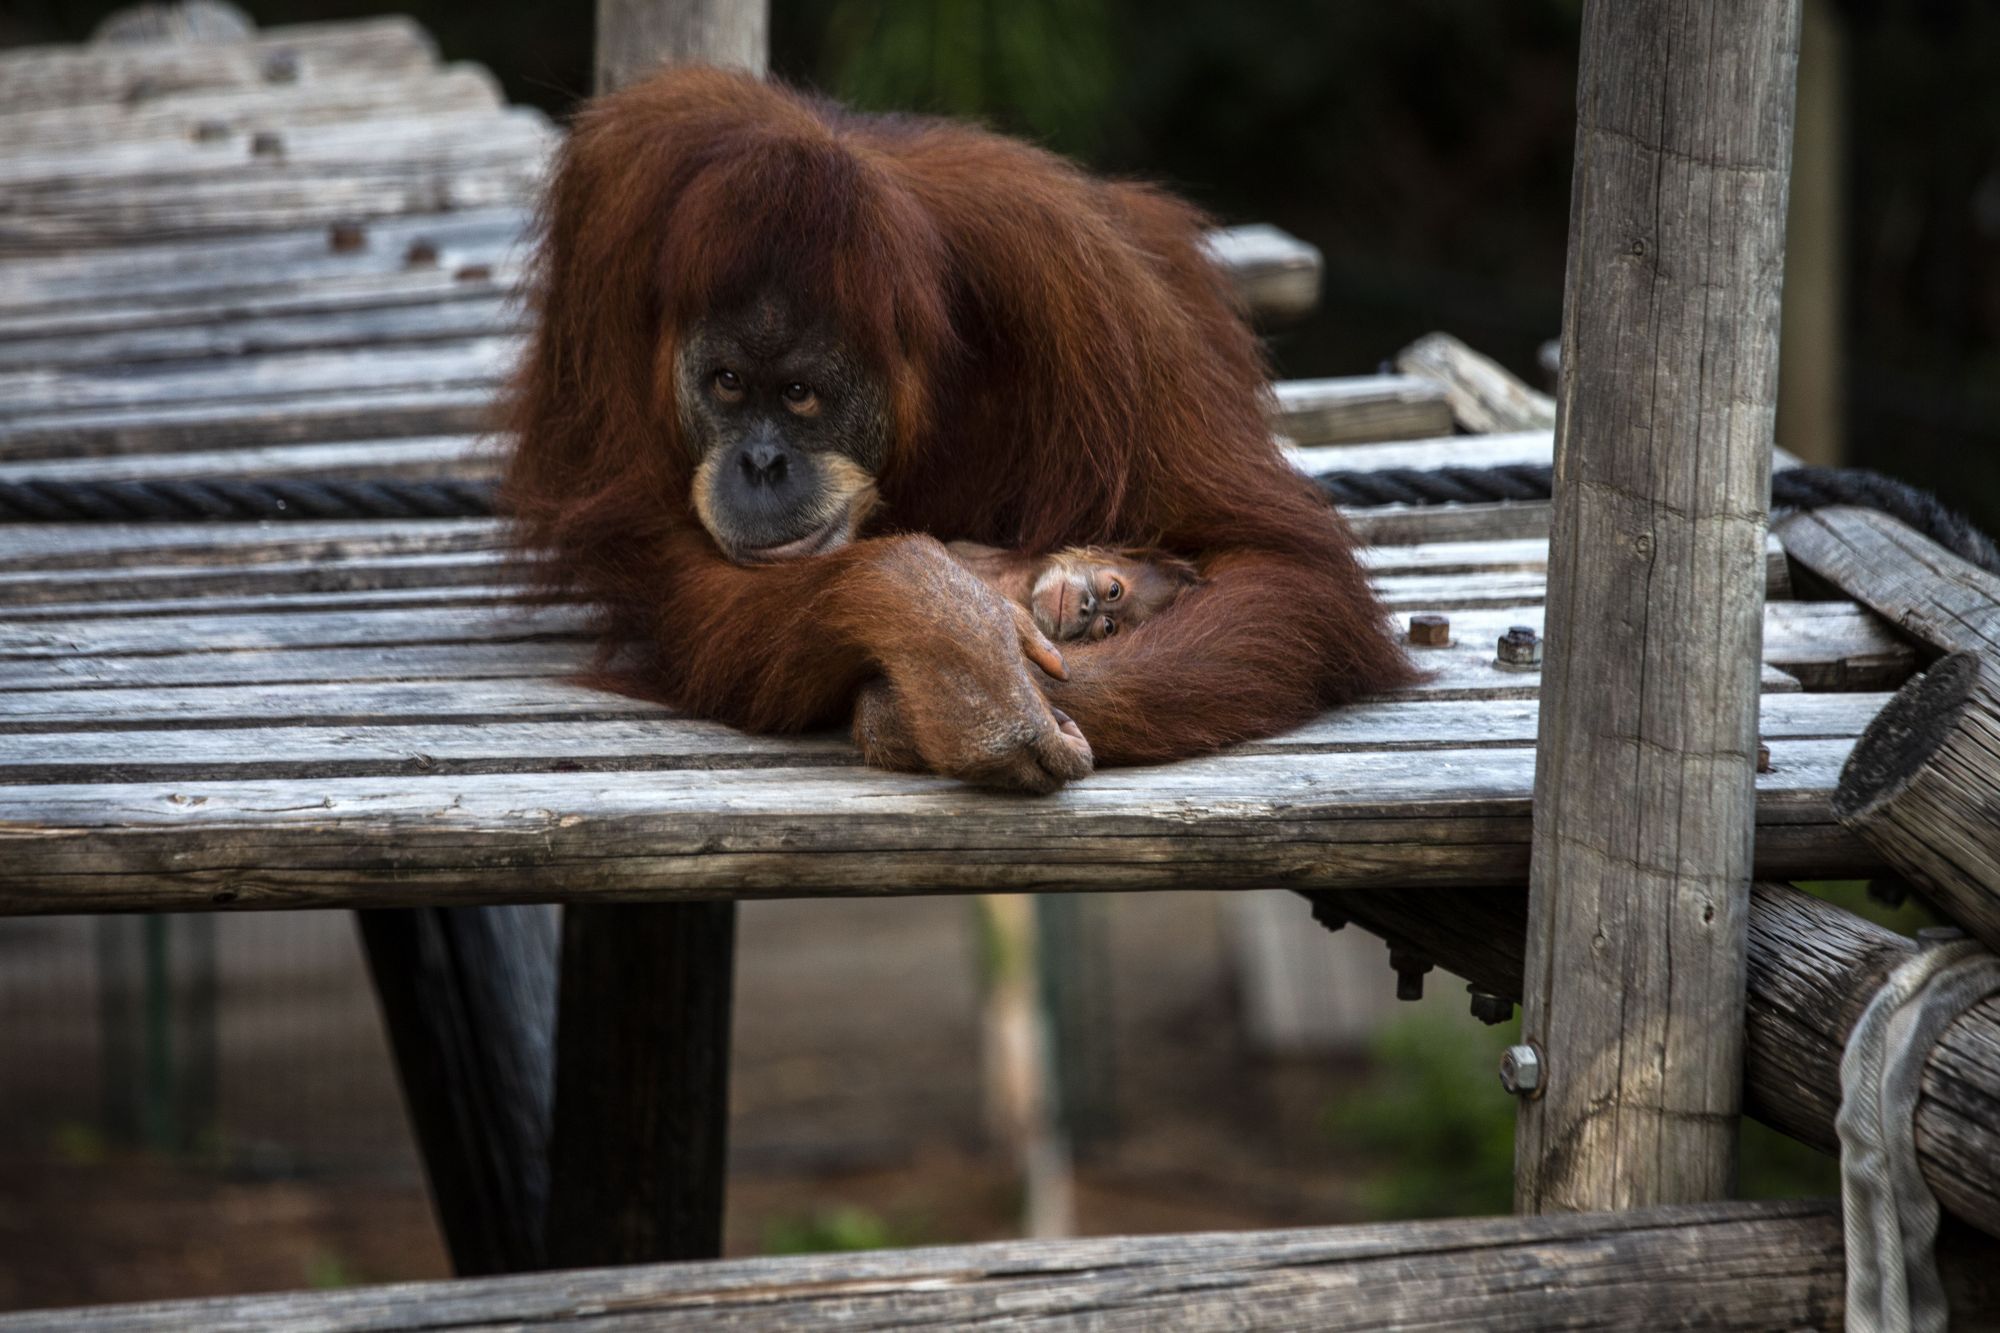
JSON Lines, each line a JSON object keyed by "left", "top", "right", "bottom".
{"left": 0, "top": 436, "right": 497, "bottom": 488}
{"left": 0, "top": 645, "right": 593, "bottom": 694}
{"left": 0, "top": 519, "right": 500, "bottom": 571}
{"left": 0, "top": 208, "right": 527, "bottom": 312}
{"left": 0, "top": 107, "right": 551, "bottom": 192}
{"left": 1395, "top": 331, "right": 1558, "bottom": 434}
{"left": 0, "top": 65, "right": 505, "bottom": 155}
{"left": 1776, "top": 505, "right": 2000, "bottom": 657}
{"left": 1271, "top": 376, "right": 1454, "bottom": 446}
{"left": 0, "top": 19, "right": 439, "bottom": 115}
{"left": 1331, "top": 879, "right": 2000, "bottom": 1245}
{"left": 0, "top": 1201, "right": 1854, "bottom": 1332}
{"left": 0, "top": 386, "right": 492, "bottom": 457}
{"left": 0, "top": 693, "right": 1891, "bottom": 782}
{"left": 1517, "top": 0, "right": 1800, "bottom": 1213}
{"left": 0, "top": 604, "right": 591, "bottom": 657}
{"left": 0, "top": 737, "right": 1868, "bottom": 915}
{"left": 1201, "top": 223, "right": 1321, "bottom": 323}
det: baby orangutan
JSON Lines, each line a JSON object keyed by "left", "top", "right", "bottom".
{"left": 946, "top": 542, "right": 1200, "bottom": 644}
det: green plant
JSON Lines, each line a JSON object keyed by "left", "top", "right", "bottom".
{"left": 760, "top": 1206, "right": 929, "bottom": 1256}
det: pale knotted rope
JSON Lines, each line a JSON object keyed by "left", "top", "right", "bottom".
{"left": 1838, "top": 936, "right": 2000, "bottom": 1333}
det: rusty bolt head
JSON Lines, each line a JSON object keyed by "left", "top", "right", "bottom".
{"left": 453, "top": 262, "right": 494, "bottom": 283}
{"left": 1468, "top": 987, "right": 1513, "bottom": 1026}
{"left": 1408, "top": 613, "right": 1450, "bottom": 647}
{"left": 250, "top": 130, "right": 285, "bottom": 158}
{"left": 404, "top": 239, "right": 440, "bottom": 269}
{"left": 191, "top": 119, "right": 231, "bottom": 143}
{"left": 1756, "top": 743, "right": 1772, "bottom": 774}
{"left": 328, "top": 221, "right": 366, "bottom": 253}
{"left": 262, "top": 50, "right": 300, "bottom": 84}
{"left": 1499, "top": 1043, "right": 1544, "bottom": 1097}
{"left": 1495, "top": 625, "right": 1543, "bottom": 669}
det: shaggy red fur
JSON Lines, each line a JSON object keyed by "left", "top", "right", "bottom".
{"left": 503, "top": 67, "right": 1414, "bottom": 773}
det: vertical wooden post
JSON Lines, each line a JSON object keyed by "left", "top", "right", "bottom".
{"left": 544, "top": 0, "right": 769, "bottom": 1267}
{"left": 1516, "top": 0, "right": 1801, "bottom": 1213}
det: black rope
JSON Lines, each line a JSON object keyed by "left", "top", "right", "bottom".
{"left": 3, "top": 463, "right": 1996, "bottom": 578}
{"left": 0, "top": 476, "right": 497, "bottom": 523}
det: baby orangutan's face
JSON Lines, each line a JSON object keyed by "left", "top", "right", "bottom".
{"left": 1028, "top": 547, "right": 1199, "bottom": 643}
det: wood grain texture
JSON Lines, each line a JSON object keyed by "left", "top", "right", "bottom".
{"left": 0, "top": 1200, "right": 1851, "bottom": 1331}
{"left": 1329, "top": 879, "right": 2000, "bottom": 1243}
{"left": 595, "top": 0, "right": 768, "bottom": 92}
{"left": 1395, "top": 331, "right": 1558, "bottom": 433}
{"left": 1518, "top": 0, "right": 1800, "bottom": 1213}
{"left": 1776, "top": 505, "right": 2000, "bottom": 657}
{"left": 1833, "top": 653, "right": 2000, "bottom": 951}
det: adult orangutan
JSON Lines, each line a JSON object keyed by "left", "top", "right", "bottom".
{"left": 503, "top": 67, "right": 1414, "bottom": 792}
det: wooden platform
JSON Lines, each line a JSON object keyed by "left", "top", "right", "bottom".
{"left": 0, "top": 16, "right": 1908, "bottom": 917}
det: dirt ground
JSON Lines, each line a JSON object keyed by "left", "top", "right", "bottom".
{"left": 0, "top": 891, "right": 1408, "bottom": 1314}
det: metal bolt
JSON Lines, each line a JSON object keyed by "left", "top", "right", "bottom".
{"left": 250, "top": 130, "right": 285, "bottom": 158}
{"left": 1388, "top": 945, "right": 1432, "bottom": 1002}
{"left": 1468, "top": 986, "right": 1513, "bottom": 1026}
{"left": 404, "top": 239, "right": 440, "bottom": 268}
{"left": 1495, "top": 625, "right": 1543, "bottom": 670}
{"left": 453, "top": 262, "right": 494, "bottom": 283}
{"left": 1500, "top": 1043, "right": 1544, "bottom": 1097}
{"left": 1408, "top": 613, "right": 1450, "bottom": 647}
{"left": 191, "top": 118, "right": 231, "bottom": 143}
{"left": 1756, "top": 743, "right": 1772, "bottom": 774}
{"left": 328, "top": 221, "right": 366, "bottom": 253}
{"left": 262, "top": 50, "right": 300, "bottom": 84}
{"left": 1917, "top": 926, "right": 1966, "bottom": 949}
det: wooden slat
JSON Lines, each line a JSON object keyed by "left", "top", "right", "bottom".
{"left": 1201, "top": 223, "right": 1320, "bottom": 322}
{"left": 0, "top": 19, "right": 440, "bottom": 115}
{"left": 0, "top": 733, "right": 1870, "bottom": 914}
{"left": 0, "top": 1200, "right": 1851, "bottom": 1332}
{"left": 1271, "top": 376, "right": 1454, "bottom": 445}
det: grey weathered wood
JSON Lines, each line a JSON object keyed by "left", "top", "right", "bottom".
{"left": 0, "top": 18, "right": 439, "bottom": 114}
{"left": 1776, "top": 505, "right": 2000, "bottom": 658}
{"left": 0, "top": 437, "right": 496, "bottom": 486}
{"left": 1328, "top": 879, "right": 2000, "bottom": 1243}
{"left": 1394, "top": 331, "right": 1558, "bottom": 433}
{"left": 0, "top": 692, "right": 1891, "bottom": 784}
{"left": 1833, "top": 653, "right": 2000, "bottom": 952}
{"left": 0, "top": 1200, "right": 1858, "bottom": 1331}
{"left": 595, "top": 0, "right": 768, "bottom": 92}
{"left": 1517, "top": 0, "right": 1800, "bottom": 1213}
{"left": 0, "top": 736, "right": 1870, "bottom": 915}
{"left": 1271, "top": 376, "right": 1454, "bottom": 446}
{"left": 1201, "top": 223, "right": 1321, "bottom": 323}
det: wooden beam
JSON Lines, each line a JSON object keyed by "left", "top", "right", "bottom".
{"left": 594, "top": 0, "right": 767, "bottom": 92}
{"left": 1322, "top": 881, "right": 2000, "bottom": 1242}
{"left": 1519, "top": 0, "right": 1800, "bottom": 1211}
{"left": 0, "top": 1200, "right": 1859, "bottom": 1331}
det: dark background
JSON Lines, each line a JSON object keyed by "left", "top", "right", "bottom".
{"left": 4, "top": 0, "right": 1995, "bottom": 520}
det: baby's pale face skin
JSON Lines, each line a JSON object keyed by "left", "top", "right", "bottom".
{"left": 1028, "top": 552, "right": 1187, "bottom": 643}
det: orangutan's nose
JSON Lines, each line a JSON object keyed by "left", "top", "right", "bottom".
{"left": 737, "top": 441, "right": 789, "bottom": 487}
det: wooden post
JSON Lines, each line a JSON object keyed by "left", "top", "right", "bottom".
{"left": 1517, "top": 0, "right": 1801, "bottom": 1212}
{"left": 543, "top": 0, "right": 769, "bottom": 1267}
{"left": 595, "top": 0, "right": 766, "bottom": 92}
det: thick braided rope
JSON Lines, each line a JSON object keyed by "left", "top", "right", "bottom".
{"left": 1837, "top": 938, "right": 2000, "bottom": 1333}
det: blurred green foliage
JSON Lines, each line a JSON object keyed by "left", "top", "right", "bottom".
{"left": 761, "top": 1205, "right": 929, "bottom": 1255}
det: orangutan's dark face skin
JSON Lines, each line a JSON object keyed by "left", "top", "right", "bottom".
{"left": 676, "top": 293, "right": 889, "bottom": 564}
{"left": 1028, "top": 547, "right": 1198, "bottom": 643}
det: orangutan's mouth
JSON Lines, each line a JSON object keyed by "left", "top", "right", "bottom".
{"left": 739, "top": 507, "right": 852, "bottom": 563}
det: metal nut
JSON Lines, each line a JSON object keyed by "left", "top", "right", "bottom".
{"left": 1756, "top": 743, "right": 1772, "bottom": 774}
{"left": 453, "top": 262, "right": 494, "bottom": 283}
{"left": 1468, "top": 987, "right": 1513, "bottom": 1026}
{"left": 1495, "top": 625, "right": 1543, "bottom": 670}
{"left": 1499, "top": 1043, "right": 1544, "bottom": 1097}
{"left": 404, "top": 239, "right": 440, "bottom": 269}
{"left": 1408, "top": 613, "right": 1450, "bottom": 647}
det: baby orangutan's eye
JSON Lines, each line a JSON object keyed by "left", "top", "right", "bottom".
{"left": 1098, "top": 616, "right": 1118, "bottom": 638}
{"left": 1103, "top": 577, "right": 1123, "bottom": 602}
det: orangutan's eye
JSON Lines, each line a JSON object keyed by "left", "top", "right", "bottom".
{"left": 781, "top": 383, "right": 819, "bottom": 415}
{"left": 1104, "top": 577, "right": 1123, "bottom": 602}
{"left": 713, "top": 369, "right": 743, "bottom": 398}
{"left": 1099, "top": 616, "right": 1118, "bottom": 638}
